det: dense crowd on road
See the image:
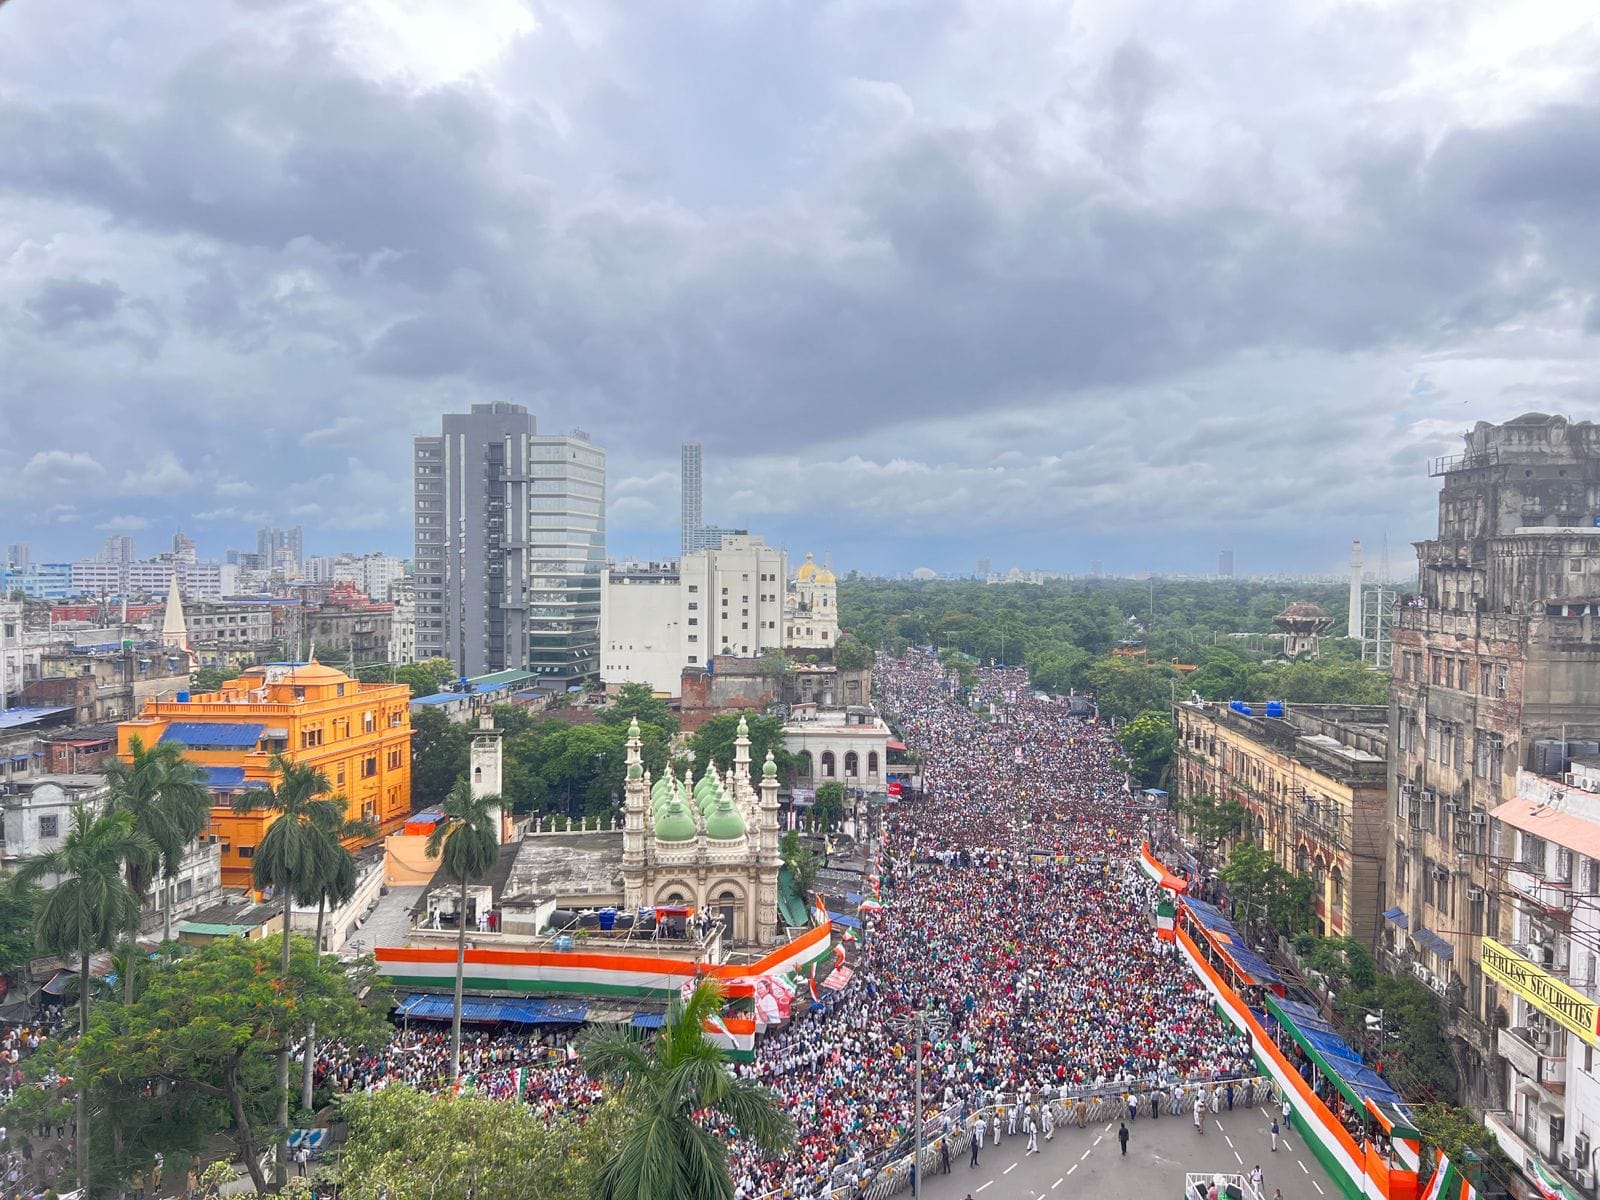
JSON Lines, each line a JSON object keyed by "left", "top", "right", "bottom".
{"left": 308, "top": 651, "right": 1250, "bottom": 1199}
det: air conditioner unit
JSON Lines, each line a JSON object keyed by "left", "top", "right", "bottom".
{"left": 1530, "top": 925, "right": 1547, "bottom": 944}
{"left": 1470, "top": 812, "right": 1488, "bottom": 826}
{"left": 1422, "top": 790, "right": 1436, "bottom": 805}
{"left": 1468, "top": 886, "right": 1485, "bottom": 901}
{"left": 1412, "top": 962, "right": 1433, "bottom": 984}
{"left": 1559, "top": 1153, "right": 1571, "bottom": 1171}
{"left": 1444, "top": 800, "right": 1460, "bottom": 813}
{"left": 1578, "top": 1170, "right": 1595, "bottom": 1192}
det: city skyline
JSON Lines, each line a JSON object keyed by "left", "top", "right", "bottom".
{"left": 6, "top": 3, "right": 1600, "bottom": 574}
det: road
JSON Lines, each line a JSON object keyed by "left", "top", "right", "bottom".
{"left": 914, "top": 1100, "right": 1340, "bottom": 1200}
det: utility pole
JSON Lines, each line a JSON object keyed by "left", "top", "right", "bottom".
{"left": 890, "top": 1005, "right": 950, "bottom": 1195}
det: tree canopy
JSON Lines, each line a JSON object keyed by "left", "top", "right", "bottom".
{"left": 689, "top": 715, "right": 793, "bottom": 782}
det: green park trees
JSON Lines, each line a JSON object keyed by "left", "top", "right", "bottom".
{"left": 690, "top": 714, "right": 793, "bottom": 781}
{"left": 1118, "top": 711, "right": 1175, "bottom": 788}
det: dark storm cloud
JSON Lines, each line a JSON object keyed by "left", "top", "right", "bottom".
{"left": 2, "top": 0, "right": 1598, "bottom": 569}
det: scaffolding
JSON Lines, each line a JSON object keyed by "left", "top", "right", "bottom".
{"left": 1360, "top": 585, "right": 1394, "bottom": 671}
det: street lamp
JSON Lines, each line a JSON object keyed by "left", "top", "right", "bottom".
{"left": 889, "top": 1005, "right": 951, "bottom": 1196}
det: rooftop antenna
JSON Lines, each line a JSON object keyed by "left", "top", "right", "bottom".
{"left": 1379, "top": 532, "right": 1391, "bottom": 585}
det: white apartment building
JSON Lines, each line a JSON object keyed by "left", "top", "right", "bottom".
{"left": 1484, "top": 763, "right": 1600, "bottom": 1196}
{"left": 69, "top": 560, "right": 236, "bottom": 600}
{"left": 388, "top": 579, "right": 416, "bottom": 665}
{"left": 600, "top": 537, "right": 787, "bottom": 696}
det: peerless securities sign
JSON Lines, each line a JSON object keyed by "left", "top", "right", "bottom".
{"left": 1480, "top": 936, "right": 1600, "bottom": 1048}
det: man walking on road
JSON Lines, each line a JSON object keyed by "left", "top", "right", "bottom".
{"left": 1025, "top": 1110, "right": 1039, "bottom": 1155}
{"left": 1193, "top": 1095, "right": 1205, "bottom": 1135}
{"left": 1250, "top": 1164, "right": 1264, "bottom": 1193}
{"left": 1118, "top": 1122, "right": 1130, "bottom": 1156}
{"left": 1270, "top": 1116, "right": 1280, "bottom": 1151}
{"left": 1281, "top": 1097, "right": 1292, "bottom": 1133}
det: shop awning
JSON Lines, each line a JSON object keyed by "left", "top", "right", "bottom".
{"left": 1414, "top": 929, "right": 1455, "bottom": 961}
{"left": 396, "top": 994, "right": 588, "bottom": 1025}
{"left": 630, "top": 1012, "right": 665, "bottom": 1030}
{"left": 1383, "top": 907, "right": 1408, "bottom": 929}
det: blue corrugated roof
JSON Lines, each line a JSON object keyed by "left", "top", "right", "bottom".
{"left": 631, "top": 1012, "right": 665, "bottom": 1029}
{"left": 159, "top": 722, "right": 264, "bottom": 748}
{"left": 201, "top": 766, "right": 264, "bottom": 789}
{"left": 0, "top": 706, "right": 73, "bottom": 731}
{"left": 410, "top": 693, "right": 463, "bottom": 707}
{"left": 1383, "top": 907, "right": 1408, "bottom": 929}
{"left": 396, "top": 994, "right": 588, "bottom": 1024}
{"left": 1183, "top": 897, "right": 1282, "bottom": 985}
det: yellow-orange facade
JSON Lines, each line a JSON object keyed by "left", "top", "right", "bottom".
{"left": 118, "top": 661, "right": 412, "bottom": 888}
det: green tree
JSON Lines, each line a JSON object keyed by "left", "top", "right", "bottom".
{"left": 412, "top": 706, "right": 471, "bottom": 809}
{"left": 1085, "top": 656, "right": 1178, "bottom": 724}
{"left": 191, "top": 666, "right": 230, "bottom": 693}
{"left": 105, "top": 735, "right": 214, "bottom": 953}
{"left": 812, "top": 781, "right": 846, "bottom": 832}
{"left": 581, "top": 978, "right": 794, "bottom": 1200}
{"left": 231, "top": 756, "right": 345, "bottom": 1186}
{"left": 0, "top": 877, "right": 40, "bottom": 983}
{"left": 1119, "top": 710, "right": 1175, "bottom": 788}
{"left": 832, "top": 635, "right": 873, "bottom": 671}
{"left": 337, "top": 1085, "right": 629, "bottom": 1200}
{"left": 1408, "top": 1103, "right": 1510, "bottom": 1180}
{"left": 491, "top": 703, "right": 538, "bottom": 738}
{"left": 779, "top": 830, "right": 820, "bottom": 897}
{"left": 15, "top": 806, "right": 153, "bottom": 1193}
{"left": 1179, "top": 791, "right": 1248, "bottom": 862}
{"left": 690, "top": 715, "right": 794, "bottom": 782}
{"left": 602, "top": 682, "right": 680, "bottom": 735}
{"left": 426, "top": 780, "right": 503, "bottom": 1083}
{"left": 70, "top": 934, "right": 383, "bottom": 1195}
{"left": 1220, "top": 841, "right": 1316, "bottom": 938}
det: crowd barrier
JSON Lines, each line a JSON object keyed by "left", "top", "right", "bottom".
{"left": 750, "top": 1073, "right": 1272, "bottom": 1200}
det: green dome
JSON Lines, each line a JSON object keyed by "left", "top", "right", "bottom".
{"left": 694, "top": 772, "right": 717, "bottom": 802}
{"left": 762, "top": 751, "right": 778, "bottom": 778}
{"left": 627, "top": 761, "right": 643, "bottom": 780}
{"left": 651, "top": 775, "right": 669, "bottom": 803}
{"left": 654, "top": 794, "right": 697, "bottom": 843}
{"left": 628, "top": 716, "right": 640, "bottom": 738}
{"left": 705, "top": 793, "right": 747, "bottom": 840}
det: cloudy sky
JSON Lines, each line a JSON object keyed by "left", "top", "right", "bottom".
{"left": 4, "top": 0, "right": 1600, "bottom": 577}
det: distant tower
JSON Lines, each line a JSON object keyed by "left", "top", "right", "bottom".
{"left": 470, "top": 713, "right": 506, "bottom": 844}
{"left": 681, "top": 442, "right": 704, "bottom": 557}
{"left": 1348, "top": 540, "right": 1364, "bottom": 640}
{"left": 1218, "top": 549, "right": 1235, "bottom": 578}
{"left": 1379, "top": 532, "right": 1391, "bottom": 585}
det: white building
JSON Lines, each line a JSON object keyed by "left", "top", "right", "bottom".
{"left": 783, "top": 704, "right": 889, "bottom": 793}
{"left": 388, "top": 578, "right": 416, "bottom": 665}
{"left": 600, "top": 536, "right": 787, "bottom": 697}
{"left": 784, "top": 553, "right": 840, "bottom": 649}
{"left": 1484, "top": 764, "right": 1600, "bottom": 1196}
{"left": 69, "top": 560, "right": 236, "bottom": 600}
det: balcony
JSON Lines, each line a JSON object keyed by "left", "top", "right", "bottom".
{"left": 1499, "top": 1026, "right": 1540, "bottom": 1080}
{"left": 1507, "top": 868, "right": 1576, "bottom": 915}
{"left": 1499, "top": 1025, "right": 1566, "bottom": 1093}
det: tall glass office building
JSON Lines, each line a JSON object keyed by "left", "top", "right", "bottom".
{"left": 413, "top": 403, "right": 605, "bottom": 685}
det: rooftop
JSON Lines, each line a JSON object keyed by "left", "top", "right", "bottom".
{"left": 0, "top": 706, "right": 74, "bottom": 731}
{"left": 501, "top": 831, "right": 625, "bottom": 903}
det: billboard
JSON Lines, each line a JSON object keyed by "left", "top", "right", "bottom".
{"left": 1480, "top": 936, "right": 1600, "bottom": 1048}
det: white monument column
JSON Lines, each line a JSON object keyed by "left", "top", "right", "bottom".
{"left": 470, "top": 713, "right": 506, "bottom": 843}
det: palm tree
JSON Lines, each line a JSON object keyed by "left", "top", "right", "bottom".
{"left": 104, "top": 736, "right": 212, "bottom": 989}
{"left": 298, "top": 796, "right": 376, "bottom": 1111}
{"left": 16, "top": 806, "right": 153, "bottom": 1194}
{"left": 424, "top": 779, "right": 501, "bottom": 1083}
{"left": 581, "top": 978, "right": 794, "bottom": 1200}
{"left": 232, "top": 755, "right": 344, "bottom": 1186}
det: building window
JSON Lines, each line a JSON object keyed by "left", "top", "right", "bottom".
{"left": 362, "top": 756, "right": 378, "bottom": 779}
{"left": 821, "top": 751, "right": 836, "bottom": 778}
{"left": 868, "top": 751, "right": 879, "bottom": 776}
{"left": 38, "top": 814, "right": 58, "bottom": 839}
{"left": 844, "top": 751, "right": 859, "bottom": 777}
{"left": 238, "top": 845, "right": 255, "bottom": 859}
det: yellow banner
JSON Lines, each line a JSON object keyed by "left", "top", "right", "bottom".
{"left": 1481, "top": 937, "right": 1600, "bottom": 1049}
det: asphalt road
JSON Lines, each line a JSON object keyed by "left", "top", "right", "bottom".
{"left": 913, "top": 1100, "right": 1340, "bottom": 1200}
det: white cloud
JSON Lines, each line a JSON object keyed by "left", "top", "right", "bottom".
{"left": 120, "top": 452, "right": 197, "bottom": 495}
{"left": 42, "top": 503, "right": 80, "bottom": 524}
{"left": 96, "top": 513, "right": 150, "bottom": 531}
{"left": 20, "top": 450, "right": 103, "bottom": 491}
{"left": 213, "top": 478, "right": 256, "bottom": 496}
{"left": 299, "top": 416, "right": 365, "bottom": 447}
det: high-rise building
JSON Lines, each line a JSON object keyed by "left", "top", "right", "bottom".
{"left": 1389, "top": 413, "right": 1600, "bottom": 1115}
{"left": 414, "top": 403, "right": 605, "bottom": 683}
{"left": 681, "top": 442, "right": 704, "bottom": 557}
{"left": 102, "top": 534, "right": 137, "bottom": 564}
{"left": 1218, "top": 549, "right": 1234, "bottom": 577}
{"left": 172, "top": 531, "right": 197, "bottom": 565}
{"left": 6, "top": 543, "right": 28, "bottom": 570}
{"left": 976, "top": 557, "right": 992, "bottom": 579}
{"left": 527, "top": 428, "right": 606, "bottom": 685}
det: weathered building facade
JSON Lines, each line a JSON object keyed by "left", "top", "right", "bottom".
{"left": 1390, "top": 413, "right": 1600, "bottom": 1113}
{"left": 1172, "top": 699, "right": 1389, "bottom": 947}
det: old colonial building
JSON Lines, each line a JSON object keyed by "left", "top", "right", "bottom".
{"left": 1172, "top": 698, "right": 1389, "bottom": 947}
{"left": 1390, "top": 412, "right": 1600, "bottom": 1113}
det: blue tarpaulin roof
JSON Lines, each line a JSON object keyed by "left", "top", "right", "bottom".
{"left": 1183, "top": 897, "right": 1282, "bottom": 986}
{"left": 397, "top": 993, "right": 587, "bottom": 1025}
{"left": 201, "top": 766, "right": 266, "bottom": 789}
{"left": 631, "top": 1012, "right": 665, "bottom": 1029}
{"left": 1273, "top": 997, "right": 1340, "bottom": 1036}
{"left": 1269, "top": 996, "right": 1408, "bottom": 1112}
{"left": 1383, "top": 907, "right": 1409, "bottom": 929}
{"left": 159, "top": 722, "right": 264, "bottom": 748}
{"left": 828, "top": 913, "right": 864, "bottom": 931}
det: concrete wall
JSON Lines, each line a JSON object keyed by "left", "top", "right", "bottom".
{"left": 601, "top": 571, "right": 685, "bottom": 695}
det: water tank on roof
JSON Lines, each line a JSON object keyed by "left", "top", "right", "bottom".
{"left": 1229, "top": 701, "right": 1253, "bottom": 716}
{"left": 1265, "top": 701, "right": 1285, "bottom": 719}
{"left": 1533, "top": 739, "right": 1566, "bottom": 776}
{"left": 176, "top": 691, "right": 190, "bottom": 703}
{"left": 1569, "top": 740, "right": 1600, "bottom": 763}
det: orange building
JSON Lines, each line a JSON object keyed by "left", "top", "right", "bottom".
{"left": 118, "top": 661, "right": 412, "bottom": 888}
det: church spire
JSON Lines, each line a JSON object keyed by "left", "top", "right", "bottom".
{"left": 161, "top": 573, "right": 188, "bottom": 653}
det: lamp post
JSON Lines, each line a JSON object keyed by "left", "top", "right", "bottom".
{"left": 890, "top": 1005, "right": 950, "bottom": 1196}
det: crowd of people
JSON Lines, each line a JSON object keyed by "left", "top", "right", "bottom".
{"left": 308, "top": 651, "right": 1253, "bottom": 1198}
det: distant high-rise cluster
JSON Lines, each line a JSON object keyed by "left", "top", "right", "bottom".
{"left": 101, "top": 534, "right": 137, "bottom": 564}
{"left": 1217, "top": 549, "right": 1234, "bottom": 577}
{"left": 256, "top": 525, "right": 303, "bottom": 573}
